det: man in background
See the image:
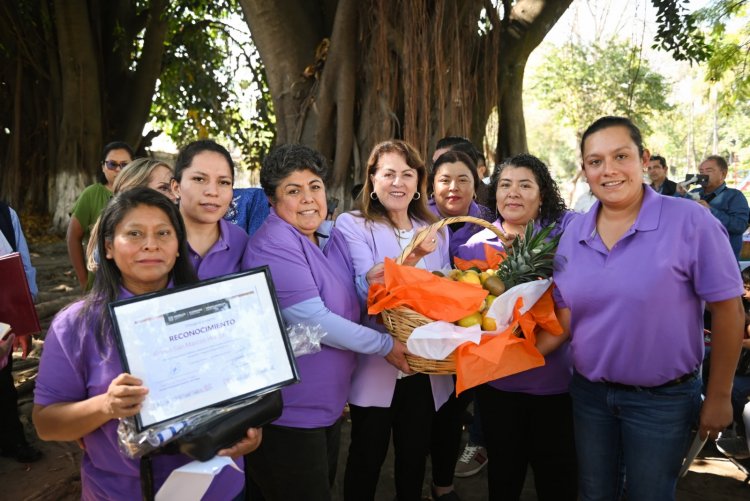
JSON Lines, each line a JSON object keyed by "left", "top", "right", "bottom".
{"left": 647, "top": 155, "right": 677, "bottom": 195}
{"left": 679, "top": 155, "right": 749, "bottom": 260}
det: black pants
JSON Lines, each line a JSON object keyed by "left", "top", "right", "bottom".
{"left": 0, "top": 352, "right": 25, "bottom": 451}
{"left": 245, "top": 419, "right": 342, "bottom": 501}
{"left": 477, "top": 384, "right": 578, "bottom": 501}
{"left": 344, "top": 374, "right": 435, "bottom": 501}
{"left": 430, "top": 384, "right": 473, "bottom": 487}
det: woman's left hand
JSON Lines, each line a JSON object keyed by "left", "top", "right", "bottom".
{"left": 403, "top": 226, "right": 440, "bottom": 266}
{"left": 217, "top": 427, "right": 263, "bottom": 458}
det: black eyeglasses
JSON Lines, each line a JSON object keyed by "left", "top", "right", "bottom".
{"left": 103, "top": 160, "right": 129, "bottom": 170}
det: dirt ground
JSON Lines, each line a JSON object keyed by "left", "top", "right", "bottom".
{"left": 2, "top": 241, "right": 750, "bottom": 500}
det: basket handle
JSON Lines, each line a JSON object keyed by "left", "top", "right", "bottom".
{"left": 396, "top": 215, "right": 512, "bottom": 265}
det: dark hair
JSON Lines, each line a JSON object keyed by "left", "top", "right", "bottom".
{"left": 174, "top": 139, "right": 235, "bottom": 183}
{"left": 81, "top": 187, "right": 197, "bottom": 350}
{"left": 260, "top": 144, "right": 328, "bottom": 200}
{"left": 650, "top": 155, "right": 667, "bottom": 169}
{"left": 98, "top": 141, "right": 134, "bottom": 184}
{"left": 435, "top": 135, "right": 471, "bottom": 151}
{"left": 448, "top": 142, "right": 481, "bottom": 166}
{"left": 360, "top": 140, "right": 437, "bottom": 225}
{"left": 580, "top": 116, "right": 644, "bottom": 159}
{"left": 742, "top": 266, "right": 750, "bottom": 286}
{"left": 703, "top": 155, "right": 728, "bottom": 173}
{"left": 489, "top": 153, "right": 567, "bottom": 225}
{"left": 429, "top": 150, "right": 480, "bottom": 196}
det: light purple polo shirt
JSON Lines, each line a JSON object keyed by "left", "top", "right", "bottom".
{"left": 34, "top": 292, "right": 243, "bottom": 501}
{"left": 189, "top": 218, "right": 249, "bottom": 279}
{"left": 554, "top": 186, "right": 743, "bottom": 387}
{"left": 456, "top": 212, "right": 578, "bottom": 395}
{"left": 244, "top": 211, "right": 358, "bottom": 428}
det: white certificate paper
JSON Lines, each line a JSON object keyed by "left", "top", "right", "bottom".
{"left": 110, "top": 269, "right": 298, "bottom": 431}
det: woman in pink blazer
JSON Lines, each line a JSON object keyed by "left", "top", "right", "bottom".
{"left": 336, "top": 140, "right": 454, "bottom": 501}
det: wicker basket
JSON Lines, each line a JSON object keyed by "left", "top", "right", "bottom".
{"left": 380, "top": 216, "right": 511, "bottom": 374}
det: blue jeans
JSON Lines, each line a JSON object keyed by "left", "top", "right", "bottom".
{"left": 569, "top": 372, "right": 702, "bottom": 501}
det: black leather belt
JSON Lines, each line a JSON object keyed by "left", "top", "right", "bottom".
{"left": 601, "top": 369, "right": 699, "bottom": 391}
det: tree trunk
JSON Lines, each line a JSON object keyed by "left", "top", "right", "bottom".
{"left": 51, "top": 0, "right": 103, "bottom": 231}
{"left": 116, "top": 0, "right": 170, "bottom": 150}
{"left": 494, "top": 0, "right": 574, "bottom": 161}
{"left": 241, "top": 0, "right": 571, "bottom": 209}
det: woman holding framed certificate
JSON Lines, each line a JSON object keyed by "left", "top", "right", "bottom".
{"left": 242, "top": 144, "right": 411, "bottom": 501}
{"left": 171, "top": 139, "right": 250, "bottom": 279}
{"left": 33, "top": 188, "right": 261, "bottom": 500}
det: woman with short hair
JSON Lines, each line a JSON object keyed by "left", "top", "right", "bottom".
{"left": 243, "top": 144, "right": 409, "bottom": 501}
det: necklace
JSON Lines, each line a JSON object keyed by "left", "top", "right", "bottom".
{"left": 393, "top": 227, "right": 413, "bottom": 251}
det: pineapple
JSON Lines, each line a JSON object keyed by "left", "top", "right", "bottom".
{"left": 496, "top": 221, "right": 559, "bottom": 289}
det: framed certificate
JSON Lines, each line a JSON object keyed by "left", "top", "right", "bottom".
{"left": 109, "top": 267, "right": 299, "bottom": 432}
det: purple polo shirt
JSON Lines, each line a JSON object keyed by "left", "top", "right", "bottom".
{"left": 456, "top": 212, "right": 578, "bottom": 395}
{"left": 428, "top": 199, "right": 494, "bottom": 257}
{"left": 244, "top": 211, "right": 358, "bottom": 428}
{"left": 189, "top": 218, "right": 249, "bottom": 279}
{"left": 34, "top": 291, "right": 242, "bottom": 501}
{"left": 554, "top": 186, "right": 743, "bottom": 386}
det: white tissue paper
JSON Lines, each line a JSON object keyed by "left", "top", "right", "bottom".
{"left": 404, "top": 279, "right": 553, "bottom": 359}
{"left": 485, "top": 279, "right": 552, "bottom": 331}
{"left": 155, "top": 456, "right": 243, "bottom": 501}
{"left": 407, "top": 322, "right": 483, "bottom": 359}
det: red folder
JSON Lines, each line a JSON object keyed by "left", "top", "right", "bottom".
{"left": 0, "top": 252, "right": 41, "bottom": 337}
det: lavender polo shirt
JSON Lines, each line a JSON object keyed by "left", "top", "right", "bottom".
{"left": 244, "top": 211, "right": 359, "bottom": 428}
{"left": 456, "top": 212, "right": 578, "bottom": 395}
{"left": 554, "top": 187, "right": 743, "bottom": 387}
{"left": 189, "top": 218, "right": 249, "bottom": 279}
{"left": 34, "top": 293, "right": 242, "bottom": 501}
{"left": 428, "top": 198, "right": 494, "bottom": 258}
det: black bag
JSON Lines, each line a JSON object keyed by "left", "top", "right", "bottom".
{"left": 175, "top": 390, "right": 282, "bottom": 461}
{"left": 140, "top": 390, "right": 283, "bottom": 500}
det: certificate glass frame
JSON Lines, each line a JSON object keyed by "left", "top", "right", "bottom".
{"left": 109, "top": 267, "right": 299, "bottom": 432}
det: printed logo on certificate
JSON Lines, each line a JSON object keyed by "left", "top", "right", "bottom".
{"left": 109, "top": 267, "right": 299, "bottom": 432}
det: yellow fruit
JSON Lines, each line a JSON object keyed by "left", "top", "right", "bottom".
{"left": 486, "top": 294, "right": 497, "bottom": 308}
{"left": 482, "top": 315, "right": 497, "bottom": 331}
{"left": 479, "top": 271, "right": 492, "bottom": 284}
{"left": 457, "top": 272, "right": 481, "bottom": 285}
{"left": 456, "top": 312, "right": 483, "bottom": 328}
{"left": 448, "top": 269, "right": 462, "bottom": 281}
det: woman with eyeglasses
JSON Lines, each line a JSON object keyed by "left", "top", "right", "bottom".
{"left": 67, "top": 141, "right": 134, "bottom": 291}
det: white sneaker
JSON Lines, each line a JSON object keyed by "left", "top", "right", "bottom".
{"left": 454, "top": 442, "right": 488, "bottom": 478}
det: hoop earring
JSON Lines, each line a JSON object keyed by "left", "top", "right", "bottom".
{"left": 413, "top": 192, "right": 421, "bottom": 200}
{"left": 370, "top": 192, "right": 378, "bottom": 200}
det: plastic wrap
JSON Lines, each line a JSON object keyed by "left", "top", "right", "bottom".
{"left": 287, "top": 323, "right": 326, "bottom": 357}
{"left": 117, "top": 323, "right": 325, "bottom": 458}
{"left": 118, "top": 395, "right": 262, "bottom": 459}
